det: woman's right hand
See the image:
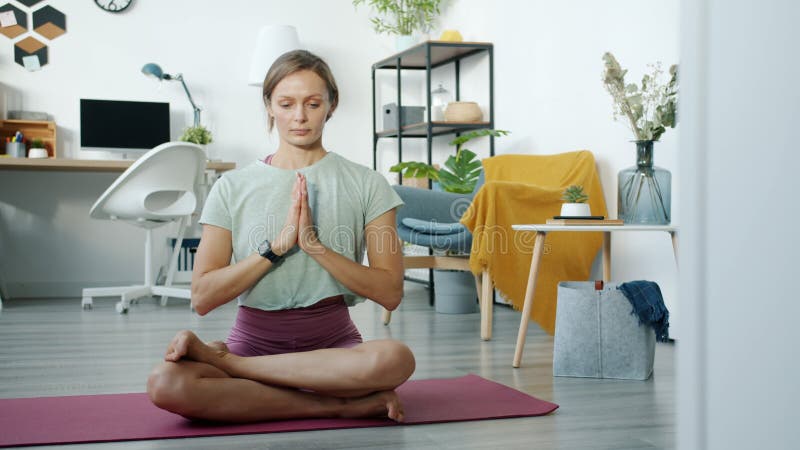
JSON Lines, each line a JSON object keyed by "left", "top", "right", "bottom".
{"left": 271, "top": 173, "right": 302, "bottom": 256}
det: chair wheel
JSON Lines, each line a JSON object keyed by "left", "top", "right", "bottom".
{"left": 115, "top": 302, "right": 128, "bottom": 314}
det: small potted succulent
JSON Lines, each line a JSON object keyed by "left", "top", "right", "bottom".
{"left": 561, "top": 185, "right": 591, "bottom": 217}
{"left": 28, "top": 138, "right": 49, "bottom": 158}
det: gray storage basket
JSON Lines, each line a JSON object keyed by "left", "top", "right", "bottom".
{"left": 553, "top": 281, "right": 656, "bottom": 380}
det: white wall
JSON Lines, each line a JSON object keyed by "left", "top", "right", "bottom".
{"left": 1, "top": 0, "right": 680, "bottom": 327}
{"left": 678, "top": 1, "right": 800, "bottom": 448}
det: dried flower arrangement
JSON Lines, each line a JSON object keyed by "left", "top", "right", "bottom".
{"left": 602, "top": 52, "right": 679, "bottom": 141}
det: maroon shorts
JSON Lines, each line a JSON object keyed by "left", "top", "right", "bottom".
{"left": 225, "top": 296, "right": 363, "bottom": 357}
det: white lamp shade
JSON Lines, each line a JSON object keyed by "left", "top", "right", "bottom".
{"left": 247, "top": 25, "right": 302, "bottom": 86}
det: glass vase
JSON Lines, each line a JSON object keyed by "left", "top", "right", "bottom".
{"left": 617, "top": 140, "right": 671, "bottom": 224}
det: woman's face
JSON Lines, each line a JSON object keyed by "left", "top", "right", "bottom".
{"left": 267, "top": 70, "right": 334, "bottom": 150}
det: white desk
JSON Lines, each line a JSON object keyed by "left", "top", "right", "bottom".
{"left": 509, "top": 224, "right": 678, "bottom": 368}
{"left": 0, "top": 157, "right": 235, "bottom": 172}
{"left": 0, "top": 158, "right": 236, "bottom": 310}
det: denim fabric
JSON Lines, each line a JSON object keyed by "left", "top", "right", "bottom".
{"left": 618, "top": 281, "right": 670, "bottom": 342}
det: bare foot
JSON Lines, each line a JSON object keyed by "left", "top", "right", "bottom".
{"left": 164, "top": 330, "right": 226, "bottom": 364}
{"left": 340, "top": 390, "right": 405, "bottom": 422}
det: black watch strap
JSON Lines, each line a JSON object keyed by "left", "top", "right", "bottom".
{"left": 258, "top": 239, "right": 282, "bottom": 263}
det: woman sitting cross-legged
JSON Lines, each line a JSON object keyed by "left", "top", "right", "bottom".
{"left": 146, "top": 50, "right": 415, "bottom": 423}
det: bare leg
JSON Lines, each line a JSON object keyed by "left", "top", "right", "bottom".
{"left": 147, "top": 360, "right": 405, "bottom": 423}
{"left": 167, "top": 330, "right": 416, "bottom": 397}
{"left": 148, "top": 330, "right": 415, "bottom": 423}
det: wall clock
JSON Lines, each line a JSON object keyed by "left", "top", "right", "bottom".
{"left": 94, "top": 0, "right": 133, "bottom": 13}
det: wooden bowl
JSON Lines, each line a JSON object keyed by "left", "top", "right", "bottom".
{"left": 444, "top": 101, "right": 483, "bottom": 122}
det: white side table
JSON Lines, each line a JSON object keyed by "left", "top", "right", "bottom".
{"left": 509, "top": 224, "right": 678, "bottom": 368}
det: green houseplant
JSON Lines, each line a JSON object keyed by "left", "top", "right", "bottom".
{"left": 179, "top": 125, "right": 213, "bottom": 145}
{"left": 562, "top": 185, "right": 588, "bottom": 203}
{"left": 389, "top": 129, "right": 509, "bottom": 194}
{"left": 560, "top": 185, "right": 591, "bottom": 217}
{"left": 353, "top": 0, "right": 442, "bottom": 50}
{"left": 602, "top": 52, "right": 678, "bottom": 225}
{"left": 30, "top": 138, "right": 45, "bottom": 149}
{"left": 28, "top": 137, "right": 48, "bottom": 158}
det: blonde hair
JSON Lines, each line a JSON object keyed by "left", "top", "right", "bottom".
{"left": 262, "top": 50, "right": 339, "bottom": 132}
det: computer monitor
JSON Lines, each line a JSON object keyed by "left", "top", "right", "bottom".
{"left": 80, "top": 99, "right": 170, "bottom": 157}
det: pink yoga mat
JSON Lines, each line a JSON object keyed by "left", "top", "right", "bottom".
{"left": 0, "top": 374, "right": 558, "bottom": 448}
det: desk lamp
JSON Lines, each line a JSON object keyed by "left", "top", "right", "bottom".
{"left": 141, "top": 63, "right": 201, "bottom": 127}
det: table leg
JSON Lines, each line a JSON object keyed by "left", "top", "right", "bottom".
{"left": 480, "top": 270, "right": 493, "bottom": 341}
{"left": 603, "top": 231, "right": 611, "bottom": 281}
{"left": 670, "top": 231, "right": 679, "bottom": 267}
{"left": 513, "top": 231, "right": 547, "bottom": 368}
{"left": 474, "top": 273, "right": 483, "bottom": 333}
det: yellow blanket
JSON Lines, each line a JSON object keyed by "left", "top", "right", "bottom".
{"left": 460, "top": 151, "right": 607, "bottom": 335}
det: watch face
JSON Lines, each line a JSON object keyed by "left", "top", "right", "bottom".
{"left": 94, "top": 0, "right": 133, "bottom": 13}
{"left": 258, "top": 240, "right": 270, "bottom": 255}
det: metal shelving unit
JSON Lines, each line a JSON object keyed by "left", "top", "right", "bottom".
{"left": 370, "top": 41, "right": 495, "bottom": 305}
{"left": 370, "top": 41, "right": 495, "bottom": 173}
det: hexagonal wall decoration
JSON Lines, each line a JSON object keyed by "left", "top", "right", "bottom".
{"left": 18, "top": 0, "right": 44, "bottom": 6}
{"left": 14, "top": 35, "right": 47, "bottom": 68}
{"left": 32, "top": 5, "right": 65, "bottom": 40}
{"left": 0, "top": 3, "right": 27, "bottom": 39}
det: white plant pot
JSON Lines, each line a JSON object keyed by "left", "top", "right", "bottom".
{"left": 395, "top": 35, "right": 416, "bottom": 52}
{"left": 560, "top": 203, "right": 591, "bottom": 217}
{"left": 28, "top": 148, "right": 48, "bottom": 158}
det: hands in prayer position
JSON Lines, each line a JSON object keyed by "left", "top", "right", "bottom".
{"left": 273, "top": 172, "right": 321, "bottom": 256}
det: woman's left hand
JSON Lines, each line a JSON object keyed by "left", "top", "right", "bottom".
{"left": 297, "top": 173, "right": 322, "bottom": 253}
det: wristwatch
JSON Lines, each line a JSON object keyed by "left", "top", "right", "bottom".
{"left": 258, "top": 239, "right": 283, "bottom": 263}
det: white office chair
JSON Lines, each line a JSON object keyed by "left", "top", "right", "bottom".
{"left": 81, "top": 142, "right": 206, "bottom": 314}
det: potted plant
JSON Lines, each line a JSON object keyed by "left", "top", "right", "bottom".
{"left": 179, "top": 125, "right": 213, "bottom": 145}
{"left": 560, "top": 185, "right": 591, "bottom": 217}
{"left": 28, "top": 138, "right": 48, "bottom": 159}
{"left": 389, "top": 128, "right": 509, "bottom": 194}
{"left": 352, "top": 0, "right": 442, "bottom": 51}
{"left": 602, "top": 52, "right": 678, "bottom": 224}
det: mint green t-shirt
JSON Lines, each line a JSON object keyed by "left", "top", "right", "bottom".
{"left": 199, "top": 152, "right": 404, "bottom": 310}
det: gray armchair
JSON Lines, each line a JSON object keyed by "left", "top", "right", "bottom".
{"left": 394, "top": 187, "right": 472, "bottom": 254}
{"left": 388, "top": 172, "right": 494, "bottom": 340}
{"left": 394, "top": 170, "right": 484, "bottom": 254}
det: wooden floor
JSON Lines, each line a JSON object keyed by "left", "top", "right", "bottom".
{"left": 0, "top": 283, "right": 675, "bottom": 449}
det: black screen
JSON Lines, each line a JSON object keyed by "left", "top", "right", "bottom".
{"left": 80, "top": 99, "right": 170, "bottom": 150}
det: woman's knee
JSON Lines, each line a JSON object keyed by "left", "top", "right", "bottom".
{"left": 367, "top": 340, "right": 416, "bottom": 387}
{"left": 147, "top": 362, "right": 193, "bottom": 414}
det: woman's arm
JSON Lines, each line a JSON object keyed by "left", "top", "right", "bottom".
{"left": 189, "top": 224, "right": 277, "bottom": 316}
{"left": 191, "top": 174, "right": 304, "bottom": 315}
{"left": 303, "top": 209, "right": 405, "bottom": 310}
